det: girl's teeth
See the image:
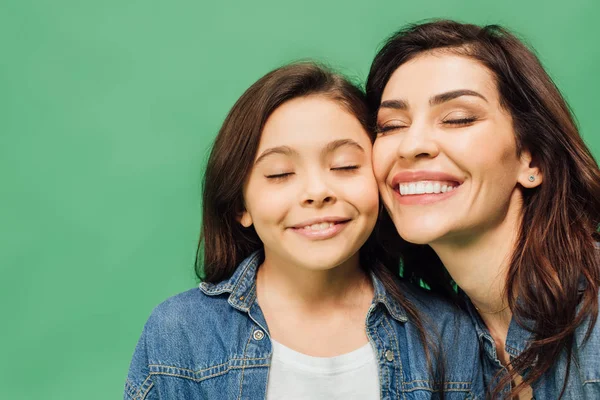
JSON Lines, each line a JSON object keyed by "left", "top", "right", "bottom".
{"left": 305, "top": 222, "right": 334, "bottom": 230}
{"left": 398, "top": 181, "right": 458, "bottom": 196}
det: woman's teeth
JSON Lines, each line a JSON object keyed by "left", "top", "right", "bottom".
{"left": 302, "top": 222, "right": 335, "bottom": 231}
{"left": 398, "top": 181, "right": 458, "bottom": 195}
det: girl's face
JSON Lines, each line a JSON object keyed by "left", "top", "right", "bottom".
{"left": 241, "top": 95, "right": 379, "bottom": 271}
{"left": 372, "top": 53, "right": 541, "bottom": 246}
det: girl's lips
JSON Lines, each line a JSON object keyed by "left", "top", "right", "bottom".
{"left": 290, "top": 221, "right": 349, "bottom": 240}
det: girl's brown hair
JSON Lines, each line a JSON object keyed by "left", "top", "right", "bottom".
{"left": 196, "top": 61, "right": 447, "bottom": 392}
{"left": 366, "top": 19, "right": 600, "bottom": 398}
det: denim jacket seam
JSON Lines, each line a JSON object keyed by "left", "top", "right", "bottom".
{"left": 127, "top": 375, "right": 154, "bottom": 400}
{"left": 125, "top": 378, "right": 136, "bottom": 399}
{"left": 230, "top": 253, "right": 259, "bottom": 297}
{"left": 371, "top": 319, "right": 389, "bottom": 394}
{"left": 504, "top": 344, "right": 521, "bottom": 358}
{"left": 382, "top": 315, "right": 403, "bottom": 397}
{"left": 400, "top": 383, "right": 472, "bottom": 394}
{"left": 146, "top": 357, "right": 271, "bottom": 380}
{"left": 199, "top": 281, "right": 235, "bottom": 296}
{"left": 248, "top": 283, "right": 258, "bottom": 310}
{"left": 583, "top": 379, "right": 600, "bottom": 384}
{"left": 152, "top": 368, "right": 231, "bottom": 383}
{"left": 125, "top": 378, "right": 142, "bottom": 400}
{"left": 236, "top": 325, "right": 255, "bottom": 400}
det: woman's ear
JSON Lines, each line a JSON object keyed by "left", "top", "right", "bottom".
{"left": 517, "top": 150, "right": 543, "bottom": 188}
{"left": 238, "top": 211, "right": 253, "bottom": 228}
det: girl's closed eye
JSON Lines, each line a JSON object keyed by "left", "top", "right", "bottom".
{"left": 332, "top": 165, "right": 360, "bottom": 172}
{"left": 265, "top": 172, "right": 294, "bottom": 181}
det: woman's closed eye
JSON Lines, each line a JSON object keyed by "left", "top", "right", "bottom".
{"left": 441, "top": 115, "right": 479, "bottom": 127}
{"left": 376, "top": 123, "right": 409, "bottom": 136}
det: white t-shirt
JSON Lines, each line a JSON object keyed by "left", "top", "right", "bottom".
{"left": 265, "top": 339, "right": 380, "bottom": 400}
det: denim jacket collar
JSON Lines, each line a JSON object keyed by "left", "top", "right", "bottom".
{"left": 462, "top": 291, "right": 532, "bottom": 359}
{"left": 199, "top": 250, "right": 263, "bottom": 313}
{"left": 199, "top": 250, "right": 408, "bottom": 323}
{"left": 462, "top": 276, "right": 589, "bottom": 360}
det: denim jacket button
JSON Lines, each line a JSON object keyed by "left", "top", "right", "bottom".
{"left": 253, "top": 329, "right": 265, "bottom": 341}
{"left": 385, "top": 349, "right": 394, "bottom": 362}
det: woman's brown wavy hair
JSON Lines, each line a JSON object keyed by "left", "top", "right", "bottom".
{"left": 366, "top": 20, "right": 600, "bottom": 399}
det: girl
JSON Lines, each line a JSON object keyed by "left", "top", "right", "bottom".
{"left": 125, "top": 62, "right": 484, "bottom": 399}
{"left": 367, "top": 20, "right": 600, "bottom": 399}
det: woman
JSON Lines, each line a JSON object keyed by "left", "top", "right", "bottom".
{"left": 124, "top": 62, "right": 484, "bottom": 399}
{"left": 366, "top": 20, "right": 600, "bottom": 399}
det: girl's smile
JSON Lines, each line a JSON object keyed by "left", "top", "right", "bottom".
{"left": 241, "top": 95, "right": 379, "bottom": 271}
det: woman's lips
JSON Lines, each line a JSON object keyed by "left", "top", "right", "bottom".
{"left": 390, "top": 171, "right": 463, "bottom": 205}
{"left": 392, "top": 182, "right": 461, "bottom": 205}
{"left": 391, "top": 170, "right": 463, "bottom": 188}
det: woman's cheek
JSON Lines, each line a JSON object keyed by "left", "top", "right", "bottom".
{"left": 372, "top": 140, "right": 393, "bottom": 184}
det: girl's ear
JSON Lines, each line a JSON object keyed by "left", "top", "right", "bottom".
{"left": 238, "top": 211, "right": 253, "bottom": 228}
{"left": 517, "top": 149, "right": 543, "bottom": 188}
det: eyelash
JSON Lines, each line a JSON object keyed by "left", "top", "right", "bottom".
{"left": 332, "top": 165, "right": 359, "bottom": 171}
{"left": 265, "top": 166, "right": 359, "bottom": 181}
{"left": 442, "top": 117, "right": 478, "bottom": 126}
{"left": 265, "top": 172, "right": 293, "bottom": 181}
{"left": 376, "top": 116, "right": 478, "bottom": 135}
{"left": 376, "top": 125, "right": 407, "bottom": 135}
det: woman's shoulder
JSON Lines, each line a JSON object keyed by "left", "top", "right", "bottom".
{"left": 399, "top": 280, "right": 469, "bottom": 323}
{"left": 397, "top": 281, "right": 480, "bottom": 351}
{"left": 575, "top": 288, "right": 600, "bottom": 346}
{"left": 392, "top": 281, "right": 484, "bottom": 397}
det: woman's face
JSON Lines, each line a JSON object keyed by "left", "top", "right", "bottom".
{"left": 241, "top": 95, "right": 379, "bottom": 271}
{"left": 372, "top": 53, "right": 539, "bottom": 246}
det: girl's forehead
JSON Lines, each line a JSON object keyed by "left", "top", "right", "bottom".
{"left": 257, "top": 96, "right": 371, "bottom": 152}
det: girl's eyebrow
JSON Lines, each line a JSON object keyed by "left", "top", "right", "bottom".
{"left": 254, "top": 139, "right": 364, "bottom": 166}
{"left": 323, "top": 139, "right": 364, "bottom": 155}
{"left": 255, "top": 146, "right": 297, "bottom": 166}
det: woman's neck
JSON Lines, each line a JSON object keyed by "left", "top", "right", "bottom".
{"left": 430, "top": 191, "right": 524, "bottom": 333}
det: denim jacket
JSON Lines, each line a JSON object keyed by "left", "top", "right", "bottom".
{"left": 464, "top": 291, "right": 600, "bottom": 399}
{"left": 125, "top": 251, "right": 485, "bottom": 399}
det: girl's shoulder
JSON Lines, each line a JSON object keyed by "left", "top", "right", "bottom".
{"left": 144, "top": 286, "right": 234, "bottom": 333}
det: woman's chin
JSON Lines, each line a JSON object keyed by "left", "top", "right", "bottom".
{"left": 394, "top": 221, "right": 447, "bottom": 246}
{"left": 395, "top": 230, "right": 435, "bottom": 245}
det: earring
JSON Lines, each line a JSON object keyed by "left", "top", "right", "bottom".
{"left": 528, "top": 175, "right": 535, "bottom": 182}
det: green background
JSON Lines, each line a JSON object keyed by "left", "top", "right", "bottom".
{"left": 2, "top": 0, "right": 598, "bottom": 398}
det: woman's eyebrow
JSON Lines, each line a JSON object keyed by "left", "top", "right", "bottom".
{"left": 379, "top": 99, "right": 409, "bottom": 111}
{"left": 378, "top": 89, "right": 487, "bottom": 113}
{"left": 429, "top": 89, "right": 488, "bottom": 105}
